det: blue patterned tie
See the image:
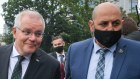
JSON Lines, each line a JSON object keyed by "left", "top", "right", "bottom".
{"left": 95, "top": 49, "right": 108, "bottom": 79}
{"left": 11, "top": 56, "right": 25, "bottom": 79}
{"left": 60, "top": 55, "right": 64, "bottom": 63}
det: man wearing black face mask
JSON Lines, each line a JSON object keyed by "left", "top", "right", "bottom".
{"left": 49, "top": 35, "right": 66, "bottom": 79}
{"left": 65, "top": 2, "right": 140, "bottom": 79}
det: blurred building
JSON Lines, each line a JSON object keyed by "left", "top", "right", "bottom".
{"left": 0, "top": 34, "right": 6, "bottom": 46}
{"left": 3, "top": 24, "right": 9, "bottom": 34}
{"left": 113, "top": 0, "right": 138, "bottom": 14}
{"left": 0, "top": 23, "right": 9, "bottom": 46}
{"left": 87, "top": 0, "right": 138, "bottom": 14}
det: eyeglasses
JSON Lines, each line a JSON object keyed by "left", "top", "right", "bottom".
{"left": 16, "top": 27, "right": 45, "bottom": 38}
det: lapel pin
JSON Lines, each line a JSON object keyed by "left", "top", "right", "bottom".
{"left": 36, "top": 59, "right": 40, "bottom": 62}
{"left": 118, "top": 49, "right": 123, "bottom": 53}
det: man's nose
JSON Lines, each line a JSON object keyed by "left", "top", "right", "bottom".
{"left": 29, "top": 33, "right": 36, "bottom": 40}
{"left": 107, "top": 23, "right": 114, "bottom": 31}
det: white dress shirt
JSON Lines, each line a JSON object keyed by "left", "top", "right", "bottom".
{"left": 56, "top": 51, "right": 65, "bottom": 63}
{"left": 87, "top": 38, "right": 116, "bottom": 79}
{"left": 8, "top": 45, "right": 31, "bottom": 79}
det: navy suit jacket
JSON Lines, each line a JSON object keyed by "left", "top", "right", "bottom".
{"left": 66, "top": 38, "right": 140, "bottom": 79}
{"left": 0, "top": 44, "right": 60, "bottom": 79}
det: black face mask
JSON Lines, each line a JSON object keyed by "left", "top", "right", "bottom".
{"left": 54, "top": 46, "right": 64, "bottom": 53}
{"left": 94, "top": 29, "right": 121, "bottom": 48}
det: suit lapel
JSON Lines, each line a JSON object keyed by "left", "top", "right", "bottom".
{"left": 23, "top": 50, "right": 42, "bottom": 79}
{"left": 0, "top": 44, "right": 13, "bottom": 79}
{"left": 52, "top": 52, "right": 57, "bottom": 59}
{"left": 80, "top": 39, "right": 94, "bottom": 79}
{"left": 110, "top": 38, "right": 127, "bottom": 79}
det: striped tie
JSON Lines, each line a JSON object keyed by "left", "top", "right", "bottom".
{"left": 11, "top": 56, "right": 25, "bottom": 79}
{"left": 60, "top": 55, "right": 64, "bottom": 63}
{"left": 95, "top": 49, "right": 108, "bottom": 79}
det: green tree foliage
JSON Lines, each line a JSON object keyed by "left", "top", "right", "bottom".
{"left": 2, "top": 32, "right": 13, "bottom": 44}
{"left": 2, "top": 0, "right": 95, "bottom": 52}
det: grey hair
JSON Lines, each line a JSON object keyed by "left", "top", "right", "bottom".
{"left": 14, "top": 10, "right": 45, "bottom": 29}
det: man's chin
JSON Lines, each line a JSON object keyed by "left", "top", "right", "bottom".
{"left": 24, "top": 49, "right": 36, "bottom": 54}
{"left": 23, "top": 46, "right": 38, "bottom": 54}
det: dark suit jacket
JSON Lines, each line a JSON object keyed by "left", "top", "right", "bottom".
{"left": 66, "top": 38, "right": 140, "bottom": 79}
{"left": 48, "top": 52, "right": 66, "bottom": 61}
{"left": 125, "top": 31, "right": 140, "bottom": 41}
{"left": 49, "top": 52, "right": 66, "bottom": 79}
{"left": 0, "top": 44, "right": 60, "bottom": 79}
{"left": 49, "top": 52, "right": 57, "bottom": 59}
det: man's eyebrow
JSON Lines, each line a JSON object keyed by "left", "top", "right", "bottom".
{"left": 113, "top": 19, "right": 121, "bottom": 22}
{"left": 99, "top": 21, "right": 108, "bottom": 23}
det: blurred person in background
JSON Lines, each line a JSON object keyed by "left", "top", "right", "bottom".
{"left": 122, "top": 16, "right": 140, "bottom": 41}
{"left": 49, "top": 35, "right": 66, "bottom": 79}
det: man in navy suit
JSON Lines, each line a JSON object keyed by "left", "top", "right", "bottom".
{"left": 0, "top": 10, "right": 60, "bottom": 79}
{"left": 65, "top": 2, "right": 140, "bottom": 79}
{"left": 49, "top": 35, "right": 66, "bottom": 61}
{"left": 49, "top": 35, "right": 66, "bottom": 79}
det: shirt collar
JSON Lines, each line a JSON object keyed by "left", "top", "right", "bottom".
{"left": 56, "top": 51, "right": 65, "bottom": 57}
{"left": 11, "top": 43, "right": 32, "bottom": 60}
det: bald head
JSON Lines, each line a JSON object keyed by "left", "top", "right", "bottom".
{"left": 92, "top": 2, "right": 122, "bottom": 20}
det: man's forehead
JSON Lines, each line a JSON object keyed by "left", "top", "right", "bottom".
{"left": 53, "top": 39, "right": 63, "bottom": 43}
{"left": 96, "top": 2, "right": 119, "bottom": 11}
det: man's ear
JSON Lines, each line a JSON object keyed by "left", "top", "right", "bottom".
{"left": 88, "top": 20, "right": 94, "bottom": 32}
{"left": 62, "top": 41, "right": 65, "bottom": 46}
{"left": 12, "top": 27, "right": 17, "bottom": 39}
{"left": 121, "top": 19, "right": 124, "bottom": 25}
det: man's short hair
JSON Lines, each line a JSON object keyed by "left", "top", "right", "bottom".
{"left": 52, "top": 35, "right": 63, "bottom": 42}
